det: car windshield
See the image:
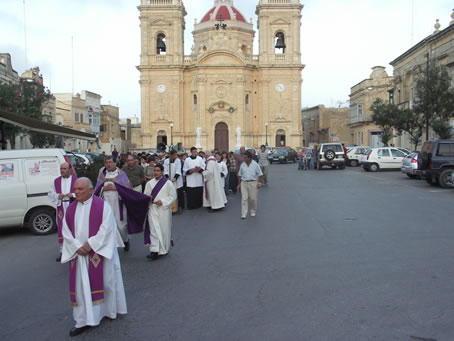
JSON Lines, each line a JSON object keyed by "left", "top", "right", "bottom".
{"left": 274, "top": 149, "right": 288, "bottom": 155}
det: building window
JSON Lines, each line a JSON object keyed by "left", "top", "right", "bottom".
{"left": 74, "top": 112, "right": 79, "bottom": 122}
{"left": 157, "top": 33, "right": 167, "bottom": 55}
{"left": 80, "top": 113, "right": 84, "bottom": 123}
{"left": 193, "top": 94, "right": 197, "bottom": 111}
{"left": 245, "top": 94, "right": 250, "bottom": 111}
{"left": 358, "top": 104, "right": 363, "bottom": 117}
{"left": 88, "top": 114, "right": 93, "bottom": 125}
{"left": 275, "top": 32, "right": 286, "bottom": 54}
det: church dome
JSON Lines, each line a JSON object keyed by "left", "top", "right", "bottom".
{"left": 201, "top": 0, "right": 246, "bottom": 23}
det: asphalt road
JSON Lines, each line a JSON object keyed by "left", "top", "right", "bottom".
{"left": 1, "top": 164, "right": 453, "bottom": 341}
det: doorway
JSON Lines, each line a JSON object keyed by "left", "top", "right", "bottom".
{"left": 275, "top": 129, "right": 286, "bottom": 147}
{"left": 215, "top": 122, "right": 229, "bottom": 152}
{"left": 157, "top": 130, "right": 167, "bottom": 146}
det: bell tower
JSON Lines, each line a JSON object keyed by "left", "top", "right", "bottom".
{"left": 256, "top": 0, "right": 304, "bottom": 147}
{"left": 138, "top": 0, "right": 187, "bottom": 148}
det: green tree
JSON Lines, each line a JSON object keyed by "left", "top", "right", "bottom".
{"left": 413, "top": 62, "right": 454, "bottom": 140}
{"left": 29, "top": 132, "right": 56, "bottom": 148}
{"left": 393, "top": 108, "right": 425, "bottom": 151}
{"left": 0, "top": 79, "right": 52, "bottom": 149}
{"left": 431, "top": 119, "right": 453, "bottom": 139}
{"left": 371, "top": 98, "right": 397, "bottom": 146}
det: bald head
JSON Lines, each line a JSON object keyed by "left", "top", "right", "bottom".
{"left": 60, "top": 162, "right": 71, "bottom": 178}
{"left": 74, "top": 177, "right": 94, "bottom": 203}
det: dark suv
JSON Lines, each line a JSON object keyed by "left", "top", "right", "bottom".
{"left": 418, "top": 140, "right": 454, "bottom": 188}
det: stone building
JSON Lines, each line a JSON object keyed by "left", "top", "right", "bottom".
{"left": 0, "top": 53, "right": 19, "bottom": 85}
{"left": 348, "top": 66, "right": 393, "bottom": 148}
{"left": 302, "top": 105, "right": 349, "bottom": 146}
{"left": 100, "top": 104, "right": 122, "bottom": 154}
{"left": 138, "top": 0, "right": 304, "bottom": 151}
{"left": 120, "top": 118, "right": 132, "bottom": 153}
{"left": 390, "top": 10, "right": 454, "bottom": 148}
{"left": 80, "top": 90, "right": 101, "bottom": 135}
{"left": 54, "top": 93, "right": 94, "bottom": 152}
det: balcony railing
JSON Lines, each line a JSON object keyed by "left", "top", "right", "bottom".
{"left": 260, "top": 0, "right": 299, "bottom": 4}
{"left": 141, "top": 0, "right": 181, "bottom": 5}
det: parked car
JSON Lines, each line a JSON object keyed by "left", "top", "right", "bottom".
{"left": 362, "top": 147, "right": 409, "bottom": 172}
{"left": 0, "top": 148, "right": 73, "bottom": 235}
{"left": 346, "top": 146, "right": 370, "bottom": 167}
{"left": 268, "top": 147, "right": 297, "bottom": 164}
{"left": 401, "top": 152, "right": 422, "bottom": 179}
{"left": 418, "top": 139, "right": 454, "bottom": 188}
{"left": 74, "top": 153, "right": 91, "bottom": 166}
{"left": 316, "top": 143, "right": 346, "bottom": 169}
{"left": 66, "top": 152, "right": 86, "bottom": 175}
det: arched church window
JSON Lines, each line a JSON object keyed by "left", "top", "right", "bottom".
{"left": 157, "top": 33, "right": 167, "bottom": 55}
{"left": 275, "top": 32, "right": 286, "bottom": 54}
{"left": 245, "top": 94, "right": 250, "bottom": 111}
{"left": 193, "top": 94, "right": 198, "bottom": 111}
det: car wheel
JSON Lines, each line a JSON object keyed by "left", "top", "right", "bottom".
{"left": 439, "top": 169, "right": 454, "bottom": 188}
{"left": 425, "top": 175, "right": 439, "bottom": 186}
{"left": 26, "top": 208, "right": 56, "bottom": 235}
{"left": 406, "top": 174, "right": 417, "bottom": 179}
{"left": 369, "top": 163, "right": 379, "bottom": 172}
{"left": 350, "top": 160, "right": 358, "bottom": 167}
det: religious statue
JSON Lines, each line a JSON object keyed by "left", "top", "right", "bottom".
{"left": 196, "top": 127, "right": 202, "bottom": 149}
{"left": 236, "top": 126, "right": 241, "bottom": 148}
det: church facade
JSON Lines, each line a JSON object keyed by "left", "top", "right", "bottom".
{"left": 138, "top": 0, "right": 304, "bottom": 151}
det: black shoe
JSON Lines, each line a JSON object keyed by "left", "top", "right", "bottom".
{"left": 123, "top": 241, "right": 130, "bottom": 252}
{"left": 146, "top": 252, "right": 159, "bottom": 260}
{"left": 69, "top": 326, "right": 91, "bottom": 337}
{"left": 56, "top": 253, "right": 62, "bottom": 262}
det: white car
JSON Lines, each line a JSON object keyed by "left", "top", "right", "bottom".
{"left": 346, "top": 146, "right": 370, "bottom": 167}
{"left": 362, "top": 147, "right": 410, "bottom": 172}
{"left": 0, "top": 148, "right": 71, "bottom": 235}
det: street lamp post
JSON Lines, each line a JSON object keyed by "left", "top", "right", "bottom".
{"left": 265, "top": 122, "right": 268, "bottom": 146}
{"left": 170, "top": 123, "right": 174, "bottom": 148}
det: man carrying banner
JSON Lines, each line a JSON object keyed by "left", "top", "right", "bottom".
{"left": 48, "top": 162, "right": 77, "bottom": 262}
{"left": 144, "top": 164, "right": 176, "bottom": 260}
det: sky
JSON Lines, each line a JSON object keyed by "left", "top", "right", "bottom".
{"left": 1, "top": 0, "right": 453, "bottom": 119}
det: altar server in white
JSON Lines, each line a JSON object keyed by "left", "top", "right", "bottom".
{"left": 203, "top": 153, "right": 227, "bottom": 212}
{"left": 144, "top": 164, "right": 176, "bottom": 260}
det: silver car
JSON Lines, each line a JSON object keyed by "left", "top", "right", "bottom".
{"left": 401, "top": 152, "right": 420, "bottom": 178}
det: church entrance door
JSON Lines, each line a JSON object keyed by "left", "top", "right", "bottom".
{"left": 215, "top": 122, "right": 229, "bottom": 152}
{"left": 275, "top": 129, "right": 286, "bottom": 147}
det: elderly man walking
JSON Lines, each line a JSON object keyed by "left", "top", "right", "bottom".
{"left": 61, "top": 178, "right": 127, "bottom": 337}
{"left": 48, "top": 162, "right": 77, "bottom": 262}
{"left": 237, "top": 151, "right": 263, "bottom": 219}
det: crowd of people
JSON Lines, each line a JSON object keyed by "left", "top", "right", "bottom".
{"left": 48, "top": 145, "right": 267, "bottom": 336}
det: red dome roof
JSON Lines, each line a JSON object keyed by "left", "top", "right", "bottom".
{"left": 201, "top": 5, "right": 246, "bottom": 23}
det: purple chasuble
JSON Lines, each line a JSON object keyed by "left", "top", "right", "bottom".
{"left": 55, "top": 176, "right": 77, "bottom": 245}
{"left": 115, "top": 183, "right": 151, "bottom": 234}
{"left": 66, "top": 196, "right": 105, "bottom": 307}
{"left": 144, "top": 177, "right": 168, "bottom": 245}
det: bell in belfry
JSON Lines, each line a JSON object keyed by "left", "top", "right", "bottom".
{"left": 157, "top": 35, "right": 166, "bottom": 53}
{"left": 275, "top": 32, "right": 286, "bottom": 51}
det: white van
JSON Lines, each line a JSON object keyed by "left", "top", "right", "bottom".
{"left": 0, "top": 148, "right": 73, "bottom": 235}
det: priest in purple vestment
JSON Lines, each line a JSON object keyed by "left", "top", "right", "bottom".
{"left": 61, "top": 177, "right": 127, "bottom": 337}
